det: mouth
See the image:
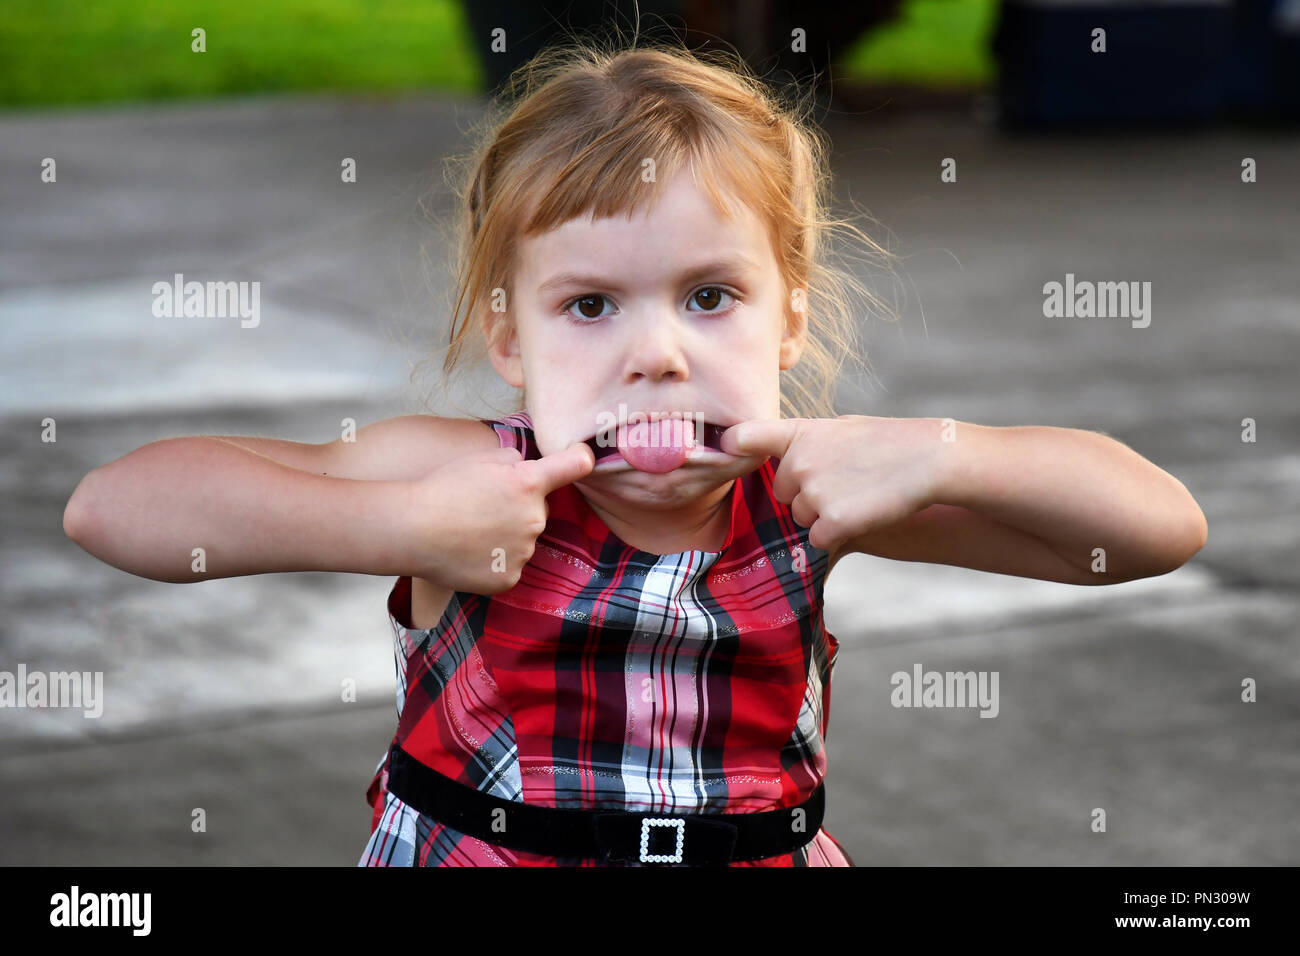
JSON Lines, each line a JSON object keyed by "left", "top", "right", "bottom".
{"left": 583, "top": 416, "right": 731, "bottom": 472}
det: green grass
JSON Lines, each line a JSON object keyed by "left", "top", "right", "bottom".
{"left": 0, "top": 0, "right": 994, "bottom": 109}
{"left": 0, "top": 0, "right": 481, "bottom": 108}
{"left": 840, "top": 0, "right": 998, "bottom": 86}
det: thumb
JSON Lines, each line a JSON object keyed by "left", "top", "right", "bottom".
{"left": 524, "top": 441, "right": 595, "bottom": 495}
{"left": 719, "top": 418, "right": 800, "bottom": 459}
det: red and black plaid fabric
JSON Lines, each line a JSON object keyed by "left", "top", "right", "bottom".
{"left": 359, "top": 411, "right": 852, "bottom": 866}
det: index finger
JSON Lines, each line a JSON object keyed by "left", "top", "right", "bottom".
{"left": 521, "top": 441, "right": 596, "bottom": 495}
{"left": 719, "top": 418, "right": 802, "bottom": 460}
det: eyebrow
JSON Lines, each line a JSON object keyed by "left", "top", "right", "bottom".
{"left": 535, "top": 254, "right": 761, "bottom": 295}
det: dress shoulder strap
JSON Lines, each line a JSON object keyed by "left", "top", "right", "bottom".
{"left": 478, "top": 411, "right": 540, "bottom": 460}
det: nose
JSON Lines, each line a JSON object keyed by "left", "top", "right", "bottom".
{"left": 621, "top": 311, "right": 690, "bottom": 384}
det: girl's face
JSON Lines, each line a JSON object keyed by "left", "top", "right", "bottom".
{"left": 489, "top": 167, "right": 805, "bottom": 502}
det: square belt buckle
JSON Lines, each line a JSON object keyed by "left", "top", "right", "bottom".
{"left": 639, "top": 816, "right": 686, "bottom": 864}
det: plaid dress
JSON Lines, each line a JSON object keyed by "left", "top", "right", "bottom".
{"left": 358, "top": 411, "right": 853, "bottom": 866}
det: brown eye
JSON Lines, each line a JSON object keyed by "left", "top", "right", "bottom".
{"left": 688, "top": 287, "right": 736, "bottom": 312}
{"left": 564, "top": 294, "right": 611, "bottom": 322}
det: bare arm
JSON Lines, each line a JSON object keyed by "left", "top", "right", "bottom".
{"left": 62, "top": 415, "right": 500, "bottom": 583}
{"left": 834, "top": 421, "right": 1207, "bottom": 584}
{"left": 62, "top": 437, "right": 417, "bottom": 582}
{"left": 196, "top": 415, "right": 499, "bottom": 482}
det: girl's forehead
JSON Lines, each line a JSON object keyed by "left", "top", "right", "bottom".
{"left": 519, "top": 176, "right": 768, "bottom": 268}
{"left": 525, "top": 165, "right": 754, "bottom": 237}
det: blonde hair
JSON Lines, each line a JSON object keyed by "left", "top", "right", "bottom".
{"left": 422, "top": 29, "right": 898, "bottom": 421}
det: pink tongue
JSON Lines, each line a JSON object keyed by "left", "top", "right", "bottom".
{"left": 618, "top": 419, "right": 694, "bottom": 473}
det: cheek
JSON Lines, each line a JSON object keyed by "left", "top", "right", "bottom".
{"left": 538, "top": 335, "right": 607, "bottom": 378}
{"left": 713, "top": 330, "right": 775, "bottom": 366}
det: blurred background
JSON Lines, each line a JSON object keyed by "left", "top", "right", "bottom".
{"left": 1, "top": 0, "right": 1297, "bottom": 865}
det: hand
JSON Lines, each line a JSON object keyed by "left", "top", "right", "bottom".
{"left": 719, "top": 415, "right": 951, "bottom": 552}
{"left": 404, "top": 441, "right": 595, "bottom": 593}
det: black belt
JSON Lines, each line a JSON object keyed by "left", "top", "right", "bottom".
{"left": 384, "top": 742, "right": 825, "bottom": 866}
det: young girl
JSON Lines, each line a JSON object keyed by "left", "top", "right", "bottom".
{"left": 63, "top": 41, "right": 1207, "bottom": 867}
